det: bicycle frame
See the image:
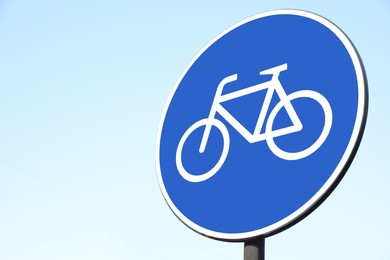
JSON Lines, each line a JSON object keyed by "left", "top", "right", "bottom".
{"left": 199, "top": 63, "right": 303, "bottom": 153}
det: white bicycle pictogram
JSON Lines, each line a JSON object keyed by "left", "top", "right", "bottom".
{"left": 176, "top": 63, "right": 333, "bottom": 182}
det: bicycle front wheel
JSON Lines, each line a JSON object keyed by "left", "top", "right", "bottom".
{"left": 266, "top": 90, "right": 333, "bottom": 160}
{"left": 176, "top": 118, "right": 230, "bottom": 182}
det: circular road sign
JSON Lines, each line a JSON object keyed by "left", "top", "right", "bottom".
{"left": 156, "top": 9, "right": 368, "bottom": 241}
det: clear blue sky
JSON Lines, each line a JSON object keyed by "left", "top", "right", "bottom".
{"left": 0, "top": 0, "right": 389, "bottom": 259}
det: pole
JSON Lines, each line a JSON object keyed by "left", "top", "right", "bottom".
{"left": 244, "top": 238, "right": 265, "bottom": 260}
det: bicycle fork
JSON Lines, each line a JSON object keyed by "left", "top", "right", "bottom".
{"left": 199, "top": 74, "right": 238, "bottom": 153}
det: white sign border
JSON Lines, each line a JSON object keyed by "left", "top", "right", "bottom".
{"left": 156, "top": 9, "right": 368, "bottom": 241}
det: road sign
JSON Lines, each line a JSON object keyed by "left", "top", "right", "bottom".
{"left": 156, "top": 9, "right": 367, "bottom": 241}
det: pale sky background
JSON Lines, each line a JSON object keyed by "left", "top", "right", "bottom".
{"left": 0, "top": 1, "right": 389, "bottom": 260}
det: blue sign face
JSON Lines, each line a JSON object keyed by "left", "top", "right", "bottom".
{"left": 156, "top": 10, "right": 367, "bottom": 241}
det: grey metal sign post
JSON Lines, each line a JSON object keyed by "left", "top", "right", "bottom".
{"left": 244, "top": 239, "right": 265, "bottom": 260}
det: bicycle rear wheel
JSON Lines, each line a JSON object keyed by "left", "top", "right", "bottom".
{"left": 265, "top": 90, "right": 332, "bottom": 160}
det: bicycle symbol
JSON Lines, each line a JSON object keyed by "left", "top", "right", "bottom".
{"left": 176, "top": 63, "right": 333, "bottom": 182}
